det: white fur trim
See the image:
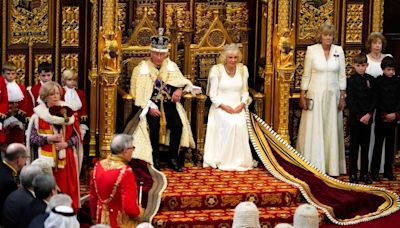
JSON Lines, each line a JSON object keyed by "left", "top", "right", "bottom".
{"left": 33, "top": 103, "right": 75, "bottom": 125}
{"left": 3, "top": 116, "right": 24, "bottom": 129}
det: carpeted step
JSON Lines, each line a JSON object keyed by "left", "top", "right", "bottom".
{"left": 159, "top": 167, "right": 300, "bottom": 211}
{"left": 152, "top": 206, "right": 325, "bottom": 227}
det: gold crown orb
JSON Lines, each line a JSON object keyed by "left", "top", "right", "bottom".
{"left": 136, "top": 0, "right": 156, "bottom": 7}
{"left": 208, "top": 0, "right": 227, "bottom": 9}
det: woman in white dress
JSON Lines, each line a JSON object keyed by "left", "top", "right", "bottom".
{"left": 296, "top": 22, "right": 347, "bottom": 176}
{"left": 203, "top": 44, "right": 254, "bottom": 171}
{"left": 365, "top": 32, "right": 392, "bottom": 175}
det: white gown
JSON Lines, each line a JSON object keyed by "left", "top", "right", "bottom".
{"left": 203, "top": 64, "right": 253, "bottom": 171}
{"left": 365, "top": 53, "right": 392, "bottom": 173}
{"left": 296, "top": 44, "right": 347, "bottom": 176}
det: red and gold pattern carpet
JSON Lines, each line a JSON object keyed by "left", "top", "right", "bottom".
{"left": 80, "top": 164, "right": 400, "bottom": 227}
{"left": 150, "top": 165, "right": 400, "bottom": 228}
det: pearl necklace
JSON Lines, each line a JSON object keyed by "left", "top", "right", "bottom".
{"left": 224, "top": 66, "right": 236, "bottom": 75}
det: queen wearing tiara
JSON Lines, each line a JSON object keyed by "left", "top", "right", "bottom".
{"left": 203, "top": 43, "right": 255, "bottom": 171}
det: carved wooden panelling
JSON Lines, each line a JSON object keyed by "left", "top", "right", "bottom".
{"left": 345, "top": 3, "right": 363, "bottom": 43}
{"left": 297, "top": 0, "right": 335, "bottom": 43}
{"left": 345, "top": 49, "right": 361, "bottom": 77}
{"left": 7, "top": 55, "right": 26, "bottom": 84}
{"left": 294, "top": 50, "right": 305, "bottom": 90}
{"left": 9, "top": 0, "right": 51, "bottom": 45}
{"left": 61, "top": 53, "right": 79, "bottom": 74}
{"left": 118, "top": 3, "right": 127, "bottom": 33}
{"left": 34, "top": 54, "right": 52, "bottom": 83}
{"left": 194, "top": 3, "right": 213, "bottom": 43}
{"left": 134, "top": 1, "right": 157, "bottom": 22}
{"left": 165, "top": 3, "right": 188, "bottom": 43}
{"left": 226, "top": 2, "right": 248, "bottom": 43}
{"left": 62, "top": 6, "right": 79, "bottom": 46}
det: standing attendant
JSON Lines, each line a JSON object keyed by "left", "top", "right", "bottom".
{"left": 296, "top": 22, "right": 347, "bottom": 176}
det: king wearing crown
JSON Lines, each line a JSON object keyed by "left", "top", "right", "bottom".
{"left": 128, "top": 28, "right": 201, "bottom": 172}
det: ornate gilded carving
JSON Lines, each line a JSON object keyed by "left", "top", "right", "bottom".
{"left": 34, "top": 54, "right": 52, "bottom": 83}
{"left": 275, "top": 69, "right": 294, "bottom": 142}
{"left": 9, "top": 0, "right": 51, "bottom": 44}
{"left": 277, "top": 0, "right": 290, "bottom": 32}
{"left": 372, "top": 0, "right": 383, "bottom": 32}
{"left": 62, "top": 6, "right": 79, "bottom": 46}
{"left": 226, "top": 2, "right": 248, "bottom": 43}
{"left": 273, "top": 24, "right": 295, "bottom": 69}
{"left": 294, "top": 50, "right": 306, "bottom": 90}
{"left": 55, "top": 0, "right": 60, "bottom": 81}
{"left": 61, "top": 53, "right": 79, "bottom": 73}
{"left": 135, "top": 0, "right": 157, "bottom": 22}
{"left": 345, "top": 49, "right": 361, "bottom": 77}
{"left": 117, "top": 3, "right": 127, "bottom": 33}
{"left": 345, "top": 3, "right": 363, "bottom": 43}
{"left": 298, "top": 0, "right": 334, "bottom": 42}
{"left": 2, "top": 0, "right": 6, "bottom": 62}
{"left": 194, "top": 3, "right": 213, "bottom": 43}
{"left": 7, "top": 55, "right": 26, "bottom": 84}
{"left": 126, "top": 7, "right": 158, "bottom": 46}
{"left": 165, "top": 3, "right": 188, "bottom": 43}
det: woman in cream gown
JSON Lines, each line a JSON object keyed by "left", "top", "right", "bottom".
{"left": 296, "top": 23, "right": 347, "bottom": 176}
{"left": 203, "top": 44, "right": 253, "bottom": 171}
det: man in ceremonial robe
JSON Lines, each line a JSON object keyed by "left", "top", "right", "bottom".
{"left": 90, "top": 134, "right": 143, "bottom": 228}
{"left": 129, "top": 28, "right": 200, "bottom": 172}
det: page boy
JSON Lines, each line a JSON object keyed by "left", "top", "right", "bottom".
{"left": 346, "top": 53, "right": 376, "bottom": 184}
{"left": 371, "top": 56, "right": 400, "bottom": 181}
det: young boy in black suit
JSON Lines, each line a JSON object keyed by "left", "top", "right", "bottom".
{"left": 346, "top": 53, "right": 376, "bottom": 184}
{"left": 371, "top": 56, "right": 400, "bottom": 181}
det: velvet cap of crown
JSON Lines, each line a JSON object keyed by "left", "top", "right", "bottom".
{"left": 151, "top": 28, "right": 169, "bottom": 53}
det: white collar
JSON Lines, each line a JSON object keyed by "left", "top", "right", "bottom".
{"left": 63, "top": 86, "right": 82, "bottom": 111}
{"left": 6, "top": 79, "right": 24, "bottom": 102}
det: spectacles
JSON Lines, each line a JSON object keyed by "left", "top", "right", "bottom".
{"left": 126, "top": 146, "right": 135, "bottom": 151}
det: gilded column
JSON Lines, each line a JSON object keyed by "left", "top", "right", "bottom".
{"left": 273, "top": 0, "right": 295, "bottom": 143}
{"left": 264, "top": 0, "right": 274, "bottom": 124}
{"left": 88, "top": 0, "right": 99, "bottom": 157}
{"left": 371, "top": 0, "right": 384, "bottom": 32}
{"left": 98, "top": 0, "right": 122, "bottom": 158}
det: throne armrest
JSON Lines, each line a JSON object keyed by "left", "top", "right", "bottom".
{"left": 249, "top": 88, "right": 264, "bottom": 118}
{"left": 117, "top": 87, "right": 134, "bottom": 127}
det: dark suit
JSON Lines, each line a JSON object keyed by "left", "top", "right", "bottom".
{"left": 1, "top": 187, "right": 34, "bottom": 228}
{"left": 371, "top": 74, "right": 400, "bottom": 175}
{"left": 0, "top": 161, "right": 18, "bottom": 223}
{"left": 20, "top": 199, "right": 47, "bottom": 228}
{"left": 346, "top": 73, "right": 376, "bottom": 176}
{"left": 28, "top": 213, "right": 49, "bottom": 228}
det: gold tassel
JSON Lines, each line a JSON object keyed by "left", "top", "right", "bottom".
{"left": 117, "top": 212, "right": 138, "bottom": 228}
{"left": 159, "top": 99, "right": 167, "bottom": 145}
{"left": 100, "top": 203, "right": 111, "bottom": 225}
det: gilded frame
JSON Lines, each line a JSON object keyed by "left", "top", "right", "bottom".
{"left": 8, "top": 0, "right": 54, "bottom": 45}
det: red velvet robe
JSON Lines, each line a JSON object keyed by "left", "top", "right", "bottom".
{"left": 28, "top": 103, "right": 83, "bottom": 211}
{"left": 0, "top": 77, "right": 8, "bottom": 143}
{"left": 28, "top": 83, "right": 41, "bottom": 108}
{"left": 90, "top": 157, "right": 141, "bottom": 228}
{"left": 5, "top": 82, "right": 31, "bottom": 144}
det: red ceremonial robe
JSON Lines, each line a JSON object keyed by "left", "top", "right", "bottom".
{"left": 27, "top": 103, "right": 83, "bottom": 210}
{"left": 90, "top": 156, "right": 141, "bottom": 228}
{"left": 0, "top": 77, "right": 8, "bottom": 143}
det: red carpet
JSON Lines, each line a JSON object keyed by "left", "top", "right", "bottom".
{"left": 151, "top": 166, "right": 325, "bottom": 227}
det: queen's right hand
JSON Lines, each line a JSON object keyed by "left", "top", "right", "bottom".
{"left": 47, "top": 133, "right": 63, "bottom": 143}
